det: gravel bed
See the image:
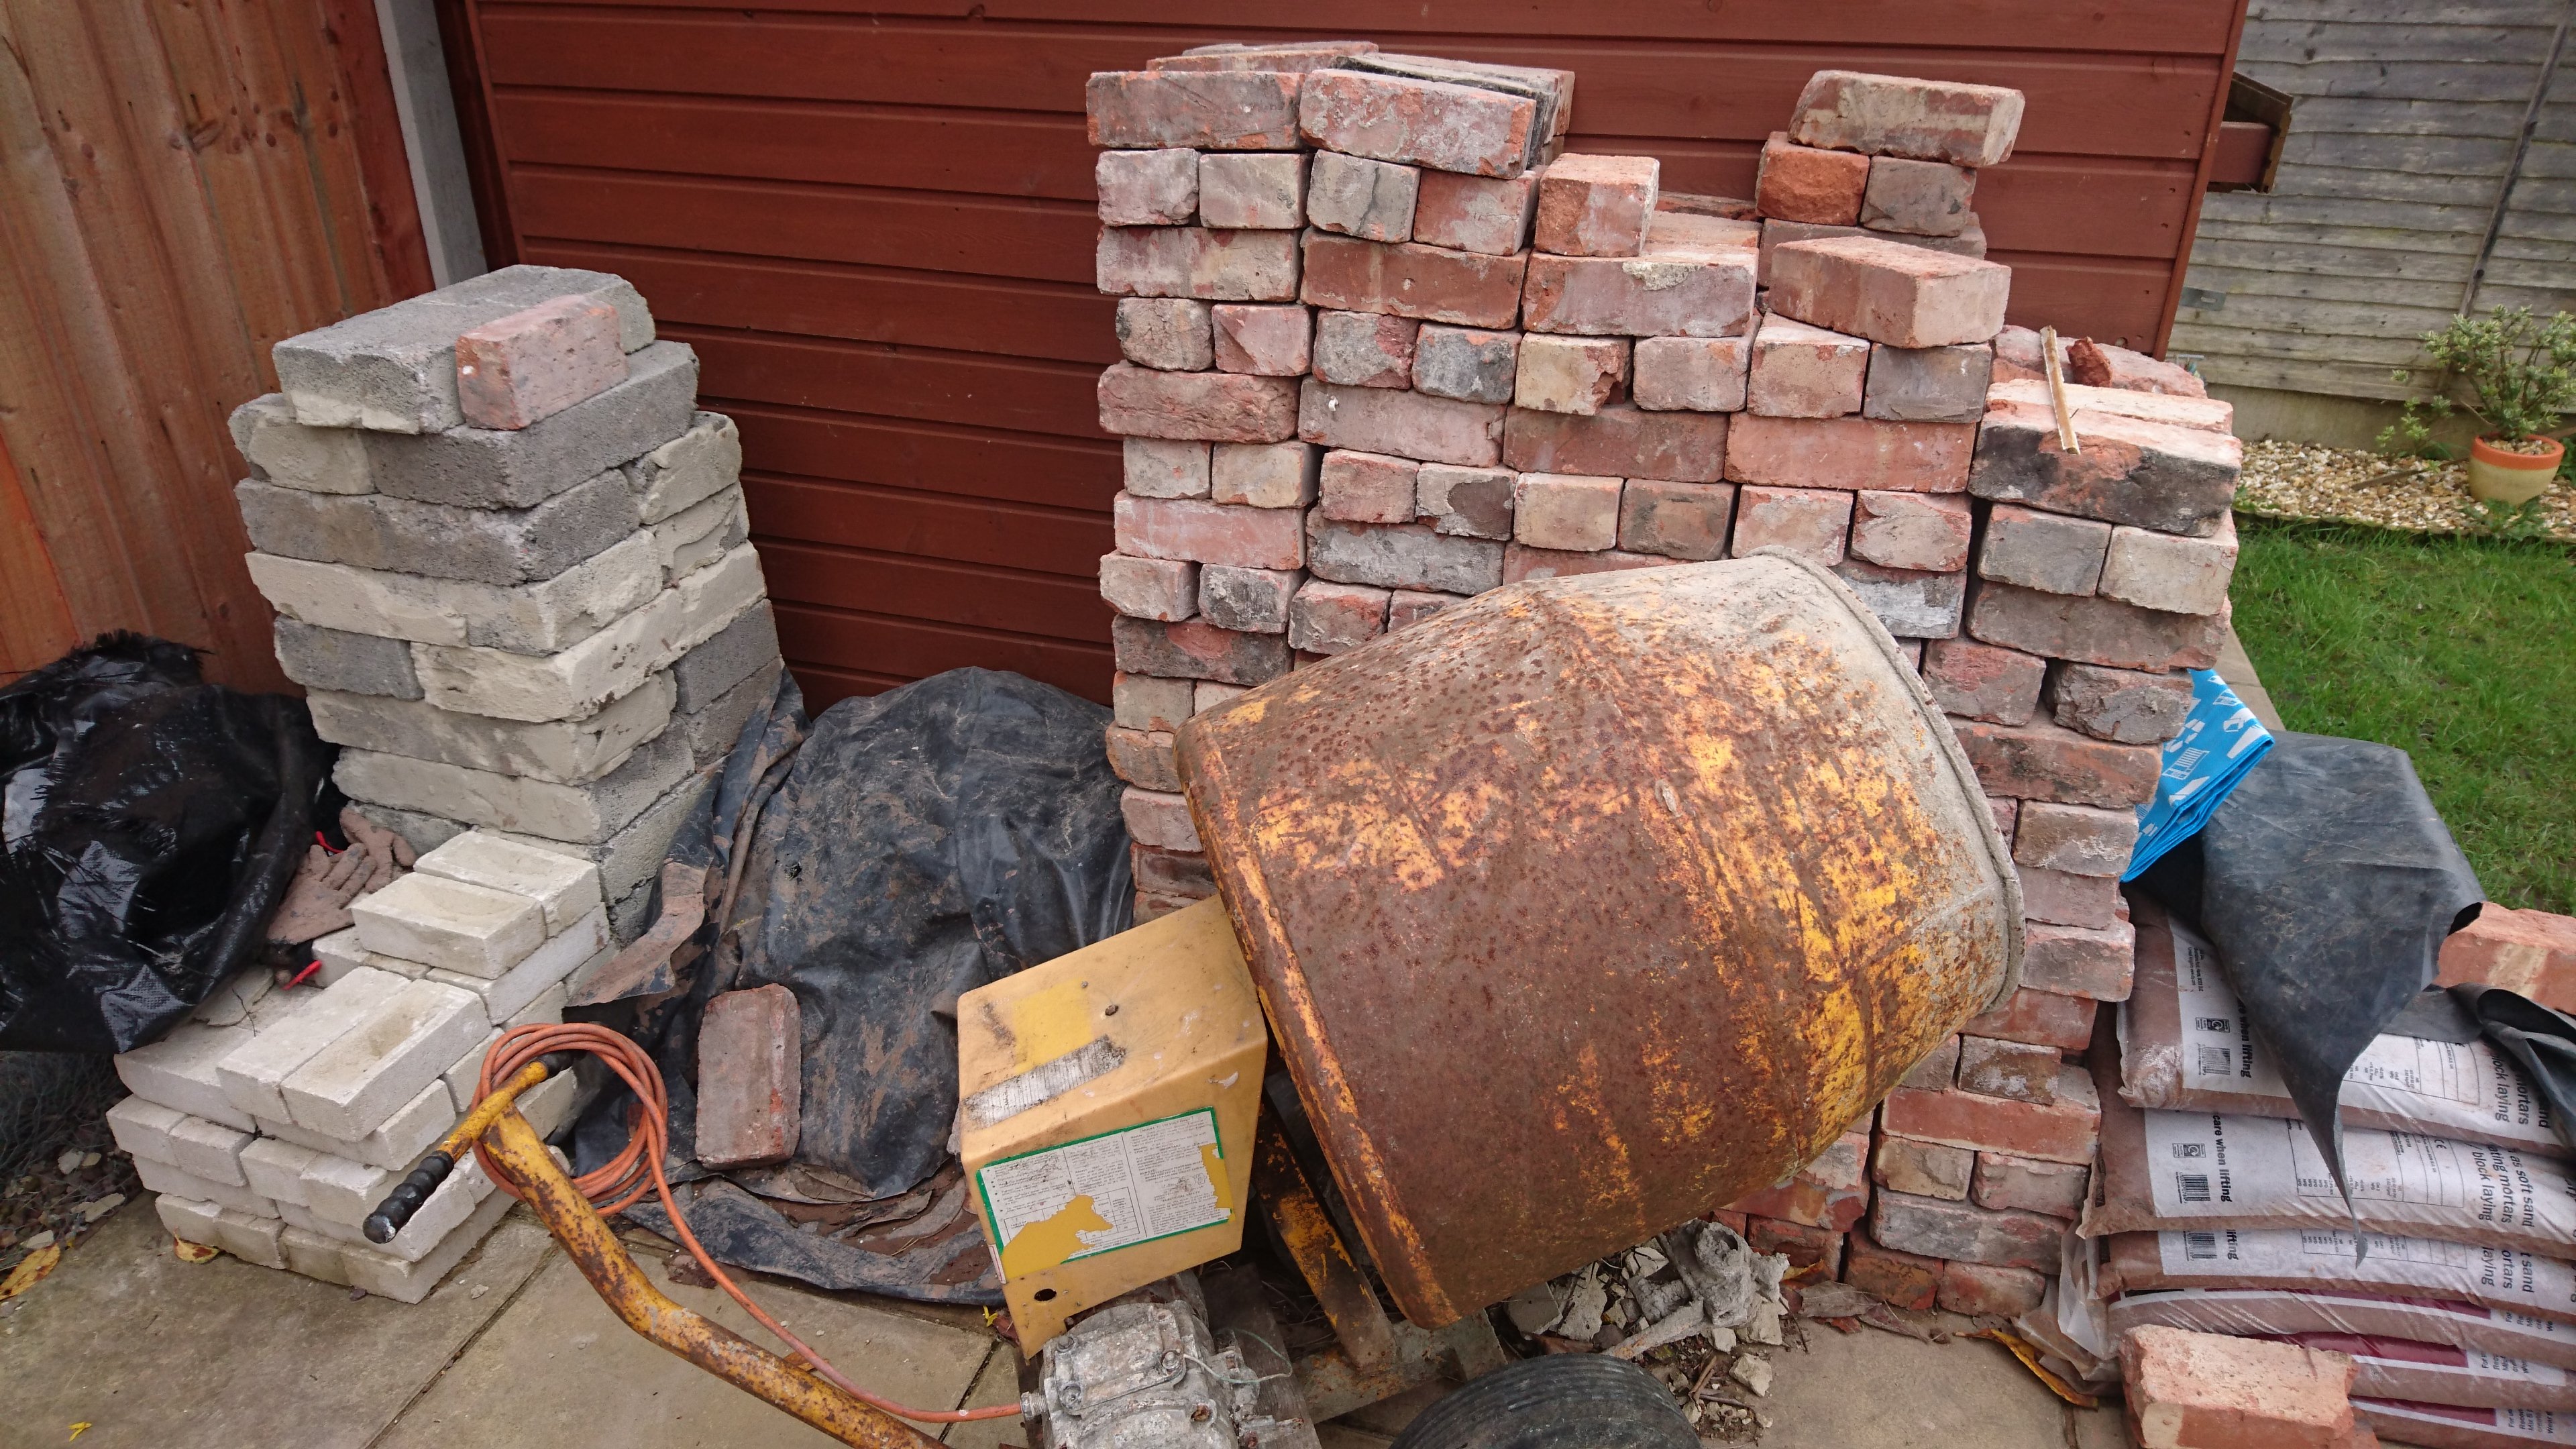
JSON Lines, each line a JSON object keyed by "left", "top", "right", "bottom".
{"left": 2233, "top": 441, "right": 2575, "bottom": 541}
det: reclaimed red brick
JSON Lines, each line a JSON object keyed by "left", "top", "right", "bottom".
{"left": 1098, "top": 227, "right": 1301, "bottom": 302}
{"left": 1117, "top": 298, "right": 1216, "bottom": 371}
{"left": 1955, "top": 1034, "right": 2063, "bottom": 1104}
{"left": 1210, "top": 441, "right": 1320, "bottom": 508}
{"left": 2066, "top": 337, "right": 2208, "bottom": 398}
{"left": 1788, "top": 70, "right": 2027, "bottom": 169}
{"left": 1196, "top": 152, "right": 1307, "bottom": 229}
{"left": 2120, "top": 1326, "right": 2359, "bottom": 1449}
{"left": 1728, "top": 1176, "right": 1870, "bottom": 1234}
{"left": 2021, "top": 865, "right": 2123, "bottom": 929}
{"left": 1211, "top": 305, "right": 1313, "bottom": 376}
{"left": 1114, "top": 493, "right": 1304, "bottom": 570}
{"left": 1124, "top": 438, "right": 1212, "bottom": 499}
{"left": 1873, "top": 1132, "right": 1972, "bottom": 1199}
{"left": 1300, "top": 233, "right": 1527, "bottom": 328}
{"left": 1990, "top": 796, "right": 2021, "bottom": 843}
{"left": 1978, "top": 503, "right": 2112, "bottom": 596}
{"left": 2015, "top": 801, "right": 2139, "bottom": 877}
{"left": 1743, "top": 1215, "right": 1843, "bottom": 1276}
{"left": 1746, "top": 313, "right": 1869, "bottom": 418}
{"left": 1411, "top": 325, "right": 1520, "bottom": 404}
{"left": 1502, "top": 545, "right": 1673, "bottom": 584}
{"left": 2436, "top": 906, "right": 2576, "bottom": 1012}
{"left": 2045, "top": 662, "right": 2196, "bottom": 745}
{"left": 1311, "top": 310, "right": 1420, "bottom": 388}
{"left": 1413, "top": 170, "right": 1538, "bottom": 255}
{"left": 1099, "top": 364, "right": 1300, "bottom": 443}
{"left": 1619, "top": 480, "right": 1736, "bottom": 561}
{"left": 1306, "top": 151, "right": 1419, "bottom": 241}
{"left": 1937, "top": 1260, "right": 2047, "bottom": 1318}
{"left": 1097, "top": 149, "right": 1199, "bottom": 225}
{"left": 1514, "top": 335, "right": 1629, "bottom": 415}
{"left": 1513, "top": 473, "right": 1623, "bottom": 551}
{"left": 1973, "top": 1152, "right": 2090, "bottom": 1220}
{"left": 1534, "top": 152, "right": 1660, "bottom": 257}
{"left": 1632, "top": 336, "right": 1751, "bottom": 412}
{"left": 1971, "top": 402, "right": 2243, "bottom": 537}
{"left": 1723, "top": 415, "right": 1973, "bottom": 492}
{"left": 1520, "top": 250, "right": 1756, "bottom": 338}
{"left": 1758, "top": 218, "right": 1866, "bottom": 286}
{"left": 1305, "top": 515, "right": 1506, "bottom": 594}
{"left": 1843, "top": 1232, "right": 1941, "bottom": 1310}
{"left": 1120, "top": 786, "right": 1202, "bottom": 851}
{"left": 1300, "top": 378, "right": 1505, "bottom": 468}
{"left": 1767, "top": 235, "right": 2010, "bottom": 348}
{"left": 1835, "top": 559, "right": 1966, "bottom": 639}
{"left": 1110, "top": 616, "right": 1291, "bottom": 686}
{"left": 1287, "top": 579, "right": 1390, "bottom": 655}
{"left": 696, "top": 985, "right": 802, "bottom": 1169}
{"left": 1385, "top": 589, "right": 1464, "bottom": 631}
{"left": 1318, "top": 449, "right": 1421, "bottom": 524}
{"left": 1099, "top": 552, "right": 1200, "bottom": 621}
{"left": 1131, "top": 841, "right": 1216, "bottom": 898}
{"left": 455, "top": 296, "right": 627, "bottom": 431}
{"left": 1088, "top": 70, "right": 1303, "bottom": 150}
{"left": 1849, "top": 491, "right": 1972, "bottom": 572}
{"left": 1754, "top": 131, "right": 1870, "bottom": 225}
{"left": 1952, "top": 715, "right": 2162, "bottom": 808}
{"left": 2100, "top": 515, "right": 2239, "bottom": 616}
{"left": 1881, "top": 1067, "right": 2099, "bottom": 1164}
{"left": 1731, "top": 486, "right": 1852, "bottom": 565}
{"left": 1861, "top": 155, "right": 1977, "bottom": 237}
{"left": 1296, "top": 68, "right": 1538, "bottom": 178}
{"left": 1503, "top": 403, "right": 1727, "bottom": 483}
{"left": 1106, "top": 725, "right": 1183, "bottom": 792}
{"left": 2019, "top": 918, "right": 2137, "bottom": 1000}
{"left": 1417, "top": 464, "right": 1517, "bottom": 539}
{"left": 1963, "top": 986, "right": 2098, "bottom": 1052}
{"left": 1902, "top": 1034, "right": 1962, "bottom": 1091}
{"left": 1197, "top": 564, "right": 1299, "bottom": 634}
{"left": 1864, "top": 341, "right": 1995, "bottom": 424}
{"left": 1148, "top": 42, "right": 1378, "bottom": 74}
{"left": 1988, "top": 379, "right": 2234, "bottom": 435}
{"left": 1965, "top": 579, "right": 2228, "bottom": 673}
{"left": 1114, "top": 672, "right": 1193, "bottom": 733}
{"left": 1868, "top": 1190, "right": 2063, "bottom": 1271}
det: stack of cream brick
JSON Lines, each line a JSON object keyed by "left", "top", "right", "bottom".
{"left": 231, "top": 265, "right": 782, "bottom": 941}
{"left": 1088, "top": 55, "right": 2023, "bottom": 924}
{"left": 109, "top": 831, "right": 600, "bottom": 1301}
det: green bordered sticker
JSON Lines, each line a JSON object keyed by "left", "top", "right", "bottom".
{"left": 976, "top": 1108, "right": 1229, "bottom": 1275}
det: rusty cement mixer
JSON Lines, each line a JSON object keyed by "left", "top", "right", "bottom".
{"left": 951, "top": 552, "right": 2023, "bottom": 1449}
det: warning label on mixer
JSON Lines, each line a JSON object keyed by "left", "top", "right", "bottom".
{"left": 975, "top": 1109, "right": 1229, "bottom": 1275}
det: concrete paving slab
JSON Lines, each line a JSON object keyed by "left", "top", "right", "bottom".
{"left": 941, "top": 1340, "right": 1022, "bottom": 1449}
{"left": 1756, "top": 1323, "right": 2125, "bottom": 1449}
{"left": 0, "top": 1196, "right": 551, "bottom": 1449}
{"left": 373, "top": 1232, "right": 1000, "bottom": 1448}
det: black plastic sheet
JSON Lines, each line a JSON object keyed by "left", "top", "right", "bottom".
{"left": 2449, "top": 984, "right": 2576, "bottom": 1157}
{"left": 2137, "top": 731, "right": 2484, "bottom": 1211}
{"left": 0, "top": 635, "right": 332, "bottom": 1052}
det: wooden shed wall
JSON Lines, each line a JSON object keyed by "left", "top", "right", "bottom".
{"left": 447, "top": 0, "right": 2249, "bottom": 707}
{"left": 2174, "top": 0, "right": 2576, "bottom": 400}
{"left": 0, "top": 0, "right": 433, "bottom": 688}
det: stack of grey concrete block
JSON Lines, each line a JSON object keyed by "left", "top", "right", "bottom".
{"left": 112, "top": 830, "right": 604, "bottom": 1301}
{"left": 232, "top": 265, "right": 783, "bottom": 942}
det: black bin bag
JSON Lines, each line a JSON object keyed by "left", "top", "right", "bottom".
{"left": 0, "top": 635, "right": 333, "bottom": 1053}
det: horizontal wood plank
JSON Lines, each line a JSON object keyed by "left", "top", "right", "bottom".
{"left": 674, "top": 325, "right": 1104, "bottom": 439}
{"left": 773, "top": 599, "right": 1111, "bottom": 701}
{"left": 745, "top": 472, "right": 1112, "bottom": 577}
{"left": 758, "top": 539, "right": 1110, "bottom": 644}
{"left": 716, "top": 401, "right": 1119, "bottom": 512}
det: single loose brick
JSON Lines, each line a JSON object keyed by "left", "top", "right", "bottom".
{"left": 1966, "top": 579, "right": 2227, "bottom": 672}
{"left": 455, "top": 296, "right": 629, "bottom": 431}
{"left": 1413, "top": 170, "right": 1537, "bottom": 255}
{"left": 1788, "top": 70, "right": 2027, "bottom": 168}
{"left": 1211, "top": 304, "right": 1312, "bottom": 376}
{"left": 1952, "top": 715, "right": 2162, "bottom": 807}
{"left": 1386, "top": 589, "right": 1465, "bottom": 631}
{"left": 1971, "top": 401, "right": 2243, "bottom": 536}
{"left": 1114, "top": 672, "right": 1193, "bottom": 733}
{"left": 1113, "top": 493, "right": 1305, "bottom": 569}
{"left": 1088, "top": 70, "right": 1303, "bottom": 150}
{"left": 1121, "top": 787, "right": 1202, "bottom": 851}
{"left": 1754, "top": 132, "right": 1869, "bottom": 225}
{"left": 2099, "top": 513, "right": 2238, "bottom": 616}
{"left": 1124, "top": 438, "right": 1211, "bottom": 498}
{"left": 1099, "top": 553, "right": 1199, "bottom": 621}
{"left": 1417, "top": 464, "right": 1517, "bottom": 539}
{"left": 2015, "top": 800, "right": 2139, "bottom": 877}
{"left": 1210, "top": 441, "right": 1320, "bottom": 507}
{"left": 1519, "top": 250, "right": 1756, "bottom": 338}
{"left": 1503, "top": 403, "right": 1727, "bottom": 483}
{"left": 696, "top": 985, "right": 802, "bottom": 1169}
{"left": 1107, "top": 726, "right": 1182, "bottom": 792}
{"left": 1196, "top": 152, "right": 1307, "bottom": 229}
{"left": 1731, "top": 486, "right": 1853, "bottom": 566}
{"left": 1097, "top": 227, "right": 1300, "bottom": 301}
{"left": 1746, "top": 313, "right": 1868, "bottom": 417}
{"left": 1318, "top": 449, "right": 1421, "bottom": 523}
{"left": 1411, "top": 325, "right": 1519, "bottom": 404}
{"left": 1988, "top": 378, "right": 2235, "bottom": 435}
{"left": 2020, "top": 865, "right": 2122, "bottom": 929}
{"left": 1978, "top": 502, "right": 2112, "bottom": 596}
{"left": 1835, "top": 559, "right": 1966, "bottom": 639}
{"left": 1197, "top": 564, "right": 1299, "bottom": 634}
{"left": 1299, "top": 233, "right": 1528, "bottom": 328}
{"left": 1864, "top": 342, "right": 1994, "bottom": 423}
{"left": 1927, "top": 634, "right": 2040, "bottom": 722}
{"left": 1097, "top": 149, "right": 1199, "bottom": 225}
{"left": 1099, "top": 363, "right": 1299, "bottom": 442}
{"left": 1632, "top": 336, "right": 1751, "bottom": 412}
{"left": 1514, "top": 335, "right": 1630, "bottom": 415}
{"left": 1311, "top": 310, "right": 1419, "bottom": 388}
{"left": 1849, "top": 491, "right": 1972, "bottom": 572}
{"left": 1534, "top": 152, "right": 1659, "bottom": 257}
{"left": 2065, "top": 337, "right": 2208, "bottom": 398}
{"left": 1843, "top": 1232, "right": 1942, "bottom": 1310}
{"left": 1501, "top": 545, "right": 1670, "bottom": 584}
{"left": 1305, "top": 152, "right": 1419, "bottom": 241}
{"left": 1758, "top": 218, "right": 1866, "bottom": 286}
{"left": 1722, "top": 415, "right": 1972, "bottom": 492}
{"left": 2436, "top": 906, "right": 2576, "bottom": 1012}
{"left": 1743, "top": 1216, "right": 1843, "bottom": 1277}
{"left": 1956, "top": 1034, "right": 2063, "bottom": 1104}
{"left": 1618, "top": 480, "right": 1735, "bottom": 561}
{"left": 1513, "top": 473, "right": 1623, "bottom": 551}
{"left": 1767, "top": 235, "right": 2010, "bottom": 348}
{"left": 1305, "top": 515, "right": 1505, "bottom": 594}
{"left": 1963, "top": 986, "right": 2097, "bottom": 1052}
{"left": 2022, "top": 918, "right": 2137, "bottom": 1000}
{"left": 1297, "top": 68, "right": 1538, "bottom": 178}
{"left": 1861, "top": 155, "right": 1976, "bottom": 237}
{"left": 1873, "top": 1133, "right": 1972, "bottom": 1199}
{"left": 1287, "top": 579, "right": 1389, "bottom": 654}
{"left": 1117, "top": 298, "right": 1214, "bottom": 370}
{"left": 1937, "top": 1261, "right": 2046, "bottom": 1318}
{"left": 1300, "top": 378, "right": 1505, "bottom": 467}
{"left": 1882, "top": 1063, "right": 2098, "bottom": 1164}
{"left": 1973, "top": 1152, "right": 2090, "bottom": 1219}
{"left": 1110, "top": 616, "right": 1291, "bottom": 686}
{"left": 1868, "top": 1190, "right": 2063, "bottom": 1271}
{"left": 2120, "top": 1326, "right": 2358, "bottom": 1449}
{"left": 2046, "top": 662, "right": 2196, "bottom": 745}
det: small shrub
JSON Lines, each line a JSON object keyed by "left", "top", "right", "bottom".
{"left": 2379, "top": 307, "right": 2576, "bottom": 455}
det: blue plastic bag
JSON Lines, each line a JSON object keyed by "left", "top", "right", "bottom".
{"left": 2124, "top": 669, "right": 2274, "bottom": 881}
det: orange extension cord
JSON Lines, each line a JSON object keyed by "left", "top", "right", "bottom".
{"left": 474, "top": 1022, "right": 1020, "bottom": 1424}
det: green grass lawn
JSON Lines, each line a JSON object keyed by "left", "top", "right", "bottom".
{"left": 2228, "top": 517, "right": 2576, "bottom": 914}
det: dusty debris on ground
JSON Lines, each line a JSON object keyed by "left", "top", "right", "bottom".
{"left": 2233, "top": 439, "right": 2575, "bottom": 539}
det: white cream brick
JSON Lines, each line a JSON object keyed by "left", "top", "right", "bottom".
{"left": 214, "top": 966, "right": 411, "bottom": 1120}
{"left": 651, "top": 486, "right": 746, "bottom": 582}
{"left": 156, "top": 1192, "right": 225, "bottom": 1248}
{"left": 351, "top": 873, "right": 547, "bottom": 976}
{"left": 517, "top": 1061, "right": 582, "bottom": 1140}
{"left": 280, "top": 1222, "right": 357, "bottom": 1285}
{"left": 241, "top": 1137, "right": 321, "bottom": 1205}
{"left": 416, "top": 831, "right": 605, "bottom": 933}
{"left": 510, "top": 983, "right": 570, "bottom": 1030}
{"left": 116, "top": 1020, "right": 259, "bottom": 1130}
{"left": 443, "top": 1029, "right": 504, "bottom": 1114}
{"left": 106, "top": 1095, "right": 187, "bottom": 1163}
{"left": 191, "top": 970, "right": 275, "bottom": 1028}
{"left": 230, "top": 393, "right": 372, "bottom": 494}
{"left": 411, "top": 586, "right": 685, "bottom": 723}
{"left": 300, "top": 1152, "right": 396, "bottom": 1226}
{"left": 280, "top": 979, "right": 488, "bottom": 1140}
{"left": 307, "top": 927, "right": 408, "bottom": 986}
{"left": 134, "top": 1155, "right": 277, "bottom": 1217}
{"left": 632, "top": 412, "right": 740, "bottom": 524}
{"left": 166, "top": 1116, "right": 256, "bottom": 1187}
{"left": 343, "top": 1179, "right": 517, "bottom": 1301}
{"left": 303, "top": 1154, "right": 495, "bottom": 1265}
{"left": 247, "top": 531, "right": 663, "bottom": 655}
{"left": 305, "top": 674, "right": 674, "bottom": 786}
{"left": 428, "top": 906, "right": 610, "bottom": 1023}
{"left": 211, "top": 1208, "right": 289, "bottom": 1268}
{"left": 335, "top": 730, "right": 691, "bottom": 847}
{"left": 673, "top": 544, "right": 766, "bottom": 653}
{"left": 258, "top": 1077, "right": 458, "bottom": 1171}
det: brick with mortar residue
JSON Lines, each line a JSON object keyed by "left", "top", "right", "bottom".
{"left": 1097, "top": 227, "right": 1300, "bottom": 303}
{"left": 1512, "top": 474, "right": 1623, "bottom": 551}
{"left": 1924, "top": 635, "right": 2051, "bottom": 728}
{"left": 1197, "top": 564, "right": 1299, "bottom": 635}
{"left": 1754, "top": 132, "right": 1869, "bottom": 225}
{"left": 1618, "top": 480, "right": 1735, "bottom": 561}
{"left": 2119, "top": 1325, "right": 2358, "bottom": 1449}
{"left": 1767, "top": 235, "right": 2010, "bottom": 349}
{"left": 455, "top": 295, "right": 629, "bottom": 431}
{"left": 1305, "top": 152, "right": 1418, "bottom": 242}
{"left": 1319, "top": 450, "right": 1420, "bottom": 524}
{"left": 1114, "top": 673, "right": 1193, "bottom": 733}
{"left": 1501, "top": 545, "right": 1671, "bottom": 584}
{"left": 1416, "top": 464, "right": 1517, "bottom": 539}
{"left": 1503, "top": 404, "right": 1726, "bottom": 483}
{"left": 1514, "top": 335, "right": 1629, "bottom": 415}
{"left": 1304, "top": 515, "right": 1505, "bottom": 595}
{"left": 1966, "top": 579, "right": 2228, "bottom": 674}
{"left": 1882, "top": 1065, "right": 2098, "bottom": 1163}
{"left": 1299, "top": 233, "right": 1527, "bottom": 329}
{"left": 1123, "top": 438, "right": 1212, "bottom": 499}
{"left": 1956, "top": 1034, "right": 2063, "bottom": 1104}
{"left": 1902, "top": 1034, "right": 1962, "bottom": 1091}
{"left": 1964, "top": 986, "right": 2098, "bottom": 1052}
{"left": 1970, "top": 400, "right": 2241, "bottom": 537}
{"left": 1100, "top": 553, "right": 1201, "bottom": 621}
{"left": 1978, "top": 503, "right": 2111, "bottom": 596}
{"left": 1849, "top": 490, "right": 1971, "bottom": 572}
{"left": 1873, "top": 1132, "right": 1972, "bottom": 1199}
{"left": 1114, "top": 494, "right": 1304, "bottom": 569}
{"left": 1107, "top": 727, "right": 1182, "bottom": 792}
{"left": 1387, "top": 589, "right": 1466, "bottom": 631}
{"left": 1722, "top": 415, "right": 1973, "bottom": 492}
{"left": 1534, "top": 152, "right": 1658, "bottom": 257}
{"left": 1746, "top": 314, "right": 1869, "bottom": 418}
{"left": 1096, "top": 148, "right": 1199, "bottom": 225}
{"left": 1974, "top": 1152, "right": 2091, "bottom": 1220}
{"left": 697, "top": 985, "right": 802, "bottom": 1169}
{"left": 1193, "top": 680, "right": 1248, "bottom": 714}
{"left": 1087, "top": 70, "right": 1303, "bottom": 150}
{"left": 1730, "top": 486, "right": 1851, "bottom": 566}
{"left": 2020, "top": 865, "right": 2123, "bottom": 929}
{"left": 1410, "top": 325, "right": 1519, "bottom": 404}
{"left": 1301, "top": 379, "right": 1505, "bottom": 468}
{"left": 1631, "top": 336, "right": 1750, "bottom": 412}
{"left": 1864, "top": 341, "right": 1994, "bottom": 424}
{"left": 1148, "top": 42, "right": 1378, "bottom": 73}
{"left": 1310, "top": 311, "right": 1418, "bottom": 388}
{"left": 1834, "top": 558, "right": 1965, "bottom": 639}
{"left": 1211, "top": 305, "right": 1312, "bottom": 376}
{"left": 1788, "top": 71, "right": 2027, "bottom": 169}
{"left": 1953, "top": 716, "right": 2162, "bottom": 808}
{"left": 1121, "top": 788, "right": 1201, "bottom": 852}
{"left": 2019, "top": 917, "right": 2139, "bottom": 999}
{"left": 2046, "top": 662, "right": 2196, "bottom": 745}
{"left": 1210, "top": 441, "right": 1320, "bottom": 508}
{"left": 1195, "top": 152, "right": 1305, "bottom": 229}
{"left": 1110, "top": 616, "right": 1291, "bottom": 686}
{"left": 1413, "top": 170, "right": 1538, "bottom": 255}
{"left": 1098, "top": 363, "right": 1299, "bottom": 442}
{"left": 1861, "top": 155, "right": 1977, "bottom": 237}
{"left": 2100, "top": 514, "right": 2239, "bottom": 616}
{"left": 1868, "top": 1190, "right": 2063, "bottom": 1272}
{"left": 1743, "top": 1215, "right": 1843, "bottom": 1277}
{"left": 1132, "top": 843, "right": 1214, "bottom": 898}
{"left": 1519, "top": 250, "right": 1755, "bottom": 339}
{"left": 1843, "top": 1232, "right": 1942, "bottom": 1310}
{"left": 2015, "top": 801, "right": 2139, "bottom": 877}
{"left": 1287, "top": 580, "right": 1390, "bottom": 655}
{"left": 1938, "top": 1260, "right": 2046, "bottom": 1318}
{"left": 1295, "top": 68, "right": 1538, "bottom": 178}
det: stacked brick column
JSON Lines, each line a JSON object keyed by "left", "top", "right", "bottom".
{"left": 231, "top": 266, "right": 784, "bottom": 941}
{"left": 1748, "top": 69, "right": 2019, "bottom": 281}
{"left": 110, "top": 830, "right": 598, "bottom": 1299}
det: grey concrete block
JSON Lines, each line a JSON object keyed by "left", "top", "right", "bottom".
{"left": 610, "top": 878, "right": 658, "bottom": 944}
{"left": 236, "top": 467, "right": 639, "bottom": 585}
{"left": 365, "top": 341, "right": 698, "bottom": 508}
{"left": 305, "top": 672, "right": 674, "bottom": 785}
{"left": 680, "top": 659, "right": 782, "bottom": 768}
{"left": 229, "top": 394, "right": 372, "bottom": 494}
{"left": 651, "top": 485, "right": 748, "bottom": 584}
{"left": 273, "top": 619, "right": 423, "bottom": 700}
{"left": 671, "top": 599, "right": 780, "bottom": 712}
{"left": 336, "top": 725, "right": 696, "bottom": 846}
{"left": 272, "top": 265, "right": 653, "bottom": 434}
{"left": 628, "top": 413, "right": 740, "bottom": 523}
{"left": 248, "top": 531, "right": 665, "bottom": 655}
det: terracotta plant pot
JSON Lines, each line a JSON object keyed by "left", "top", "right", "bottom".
{"left": 2465, "top": 435, "right": 2564, "bottom": 505}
